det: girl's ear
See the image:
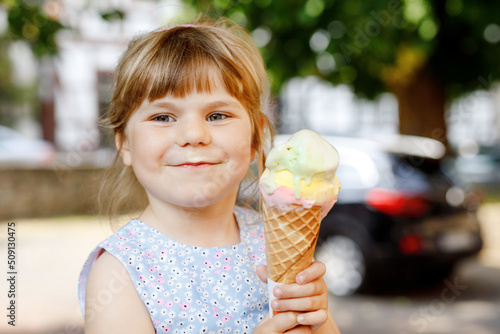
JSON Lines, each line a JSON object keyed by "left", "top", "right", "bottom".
{"left": 115, "top": 132, "right": 132, "bottom": 167}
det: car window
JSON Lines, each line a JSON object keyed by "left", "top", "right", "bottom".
{"left": 391, "top": 155, "right": 452, "bottom": 192}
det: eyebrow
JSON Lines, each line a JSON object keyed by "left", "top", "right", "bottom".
{"left": 202, "top": 100, "right": 243, "bottom": 111}
{"left": 148, "top": 101, "right": 179, "bottom": 112}
{"left": 148, "top": 99, "right": 243, "bottom": 112}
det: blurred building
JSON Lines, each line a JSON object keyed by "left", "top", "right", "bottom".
{"left": 4, "top": 0, "right": 500, "bottom": 157}
{"left": 279, "top": 76, "right": 399, "bottom": 137}
{"left": 279, "top": 76, "right": 500, "bottom": 154}
{"left": 40, "top": 0, "right": 181, "bottom": 152}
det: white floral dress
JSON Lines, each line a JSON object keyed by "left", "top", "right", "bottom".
{"left": 78, "top": 207, "right": 269, "bottom": 334}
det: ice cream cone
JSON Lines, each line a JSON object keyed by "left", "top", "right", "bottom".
{"left": 259, "top": 130, "right": 341, "bottom": 317}
{"left": 263, "top": 203, "right": 322, "bottom": 284}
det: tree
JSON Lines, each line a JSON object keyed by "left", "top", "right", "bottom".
{"left": 3, "top": 0, "right": 64, "bottom": 57}
{"left": 0, "top": 0, "right": 65, "bottom": 134}
{"left": 185, "top": 0, "right": 500, "bottom": 150}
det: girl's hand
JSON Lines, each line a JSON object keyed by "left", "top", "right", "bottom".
{"left": 256, "top": 262, "right": 332, "bottom": 332}
{"left": 252, "top": 312, "right": 312, "bottom": 334}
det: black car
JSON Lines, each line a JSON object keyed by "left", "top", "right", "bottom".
{"left": 270, "top": 134, "right": 483, "bottom": 296}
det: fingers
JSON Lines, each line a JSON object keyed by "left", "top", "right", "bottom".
{"left": 285, "top": 325, "right": 312, "bottom": 334}
{"left": 256, "top": 265, "right": 268, "bottom": 283}
{"left": 296, "top": 309, "right": 328, "bottom": 327}
{"left": 271, "top": 294, "right": 328, "bottom": 314}
{"left": 273, "top": 280, "right": 327, "bottom": 299}
{"left": 253, "top": 311, "right": 310, "bottom": 334}
{"left": 259, "top": 261, "right": 327, "bottom": 286}
{"left": 295, "top": 261, "right": 326, "bottom": 285}
{"left": 272, "top": 312, "right": 301, "bottom": 331}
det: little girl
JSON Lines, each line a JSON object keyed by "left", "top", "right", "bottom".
{"left": 78, "top": 17, "right": 340, "bottom": 334}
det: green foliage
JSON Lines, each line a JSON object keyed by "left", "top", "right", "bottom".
{"left": 4, "top": 0, "right": 65, "bottom": 58}
{"left": 0, "top": 1, "right": 65, "bottom": 126}
{"left": 185, "top": 0, "right": 500, "bottom": 99}
{"left": 100, "top": 9, "right": 125, "bottom": 22}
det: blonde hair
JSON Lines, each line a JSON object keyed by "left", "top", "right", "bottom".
{"left": 98, "top": 17, "right": 273, "bottom": 224}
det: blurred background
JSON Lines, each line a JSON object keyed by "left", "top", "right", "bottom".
{"left": 0, "top": 0, "right": 499, "bottom": 333}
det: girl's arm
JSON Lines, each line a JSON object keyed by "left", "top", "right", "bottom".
{"left": 84, "top": 251, "right": 156, "bottom": 334}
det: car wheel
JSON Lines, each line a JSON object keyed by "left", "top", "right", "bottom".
{"left": 315, "top": 235, "right": 366, "bottom": 296}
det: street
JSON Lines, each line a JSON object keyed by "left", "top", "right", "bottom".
{"left": 331, "top": 203, "right": 500, "bottom": 334}
{"left": 330, "top": 258, "right": 500, "bottom": 334}
{"left": 0, "top": 204, "right": 499, "bottom": 334}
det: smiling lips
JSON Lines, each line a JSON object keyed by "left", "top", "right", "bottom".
{"left": 172, "top": 162, "right": 219, "bottom": 167}
{"left": 169, "top": 158, "right": 222, "bottom": 168}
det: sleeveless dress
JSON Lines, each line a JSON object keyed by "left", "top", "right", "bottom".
{"left": 78, "top": 206, "right": 269, "bottom": 334}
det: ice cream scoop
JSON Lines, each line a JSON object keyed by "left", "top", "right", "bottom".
{"left": 260, "top": 129, "right": 341, "bottom": 218}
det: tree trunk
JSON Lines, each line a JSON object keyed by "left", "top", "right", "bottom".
{"left": 389, "top": 65, "right": 450, "bottom": 153}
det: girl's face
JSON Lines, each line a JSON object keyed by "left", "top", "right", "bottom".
{"left": 117, "top": 79, "right": 255, "bottom": 210}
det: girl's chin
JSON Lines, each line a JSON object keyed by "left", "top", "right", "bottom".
{"left": 159, "top": 190, "right": 237, "bottom": 209}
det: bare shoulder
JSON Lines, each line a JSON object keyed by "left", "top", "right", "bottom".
{"left": 84, "top": 251, "right": 155, "bottom": 334}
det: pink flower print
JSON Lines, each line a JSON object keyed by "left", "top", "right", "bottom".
{"left": 138, "top": 274, "right": 146, "bottom": 281}
{"left": 124, "top": 246, "right": 131, "bottom": 251}
{"left": 258, "top": 245, "right": 265, "bottom": 252}
{"left": 158, "top": 272, "right": 165, "bottom": 277}
{"left": 153, "top": 320, "right": 160, "bottom": 325}
{"left": 118, "top": 236, "right": 126, "bottom": 240}
{"left": 203, "top": 260, "right": 211, "bottom": 266}
{"left": 214, "top": 270, "right": 222, "bottom": 274}
{"left": 157, "top": 298, "right": 164, "bottom": 306}
{"left": 263, "top": 260, "right": 267, "bottom": 265}
{"left": 222, "top": 265, "right": 231, "bottom": 271}
{"left": 156, "top": 278, "right": 165, "bottom": 284}
{"left": 165, "top": 300, "right": 173, "bottom": 308}
{"left": 259, "top": 233, "right": 265, "bottom": 239}
{"left": 160, "top": 249, "right": 167, "bottom": 256}
{"left": 251, "top": 232, "right": 257, "bottom": 237}
{"left": 149, "top": 267, "right": 156, "bottom": 273}
{"left": 214, "top": 252, "right": 222, "bottom": 259}
{"left": 128, "top": 231, "right": 136, "bottom": 236}
{"left": 162, "top": 327, "right": 171, "bottom": 333}
{"left": 213, "top": 312, "right": 219, "bottom": 318}
{"left": 224, "top": 257, "right": 231, "bottom": 262}
{"left": 222, "top": 316, "right": 229, "bottom": 323}
{"left": 251, "top": 254, "right": 258, "bottom": 260}
{"left": 180, "top": 302, "right": 190, "bottom": 310}
{"left": 146, "top": 252, "right": 154, "bottom": 258}
{"left": 116, "top": 245, "right": 123, "bottom": 250}
{"left": 106, "top": 243, "right": 113, "bottom": 247}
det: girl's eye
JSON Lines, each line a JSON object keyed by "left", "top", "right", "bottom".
{"left": 207, "top": 113, "right": 227, "bottom": 122}
{"left": 153, "top": 114, "right": 174, "bottom": 122}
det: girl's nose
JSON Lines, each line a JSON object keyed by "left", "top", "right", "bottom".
{"left": 175, "top": 118, "right": 212, "bottom": 147}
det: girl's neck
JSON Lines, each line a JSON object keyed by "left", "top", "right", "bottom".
{"left": 137, "top": 197, "right": 240, "bottom": 247}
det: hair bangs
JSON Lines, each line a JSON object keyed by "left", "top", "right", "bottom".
{"left": 146, "top": 31, "right": 245, "bottom": 103}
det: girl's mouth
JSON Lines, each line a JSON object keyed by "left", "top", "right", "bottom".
{"left": 171, "top": 162, "right": 219, "bottom": 168}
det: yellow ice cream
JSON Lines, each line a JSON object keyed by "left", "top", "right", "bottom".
{"left": 265, "top": 169, "right": 341, "bottom": 206}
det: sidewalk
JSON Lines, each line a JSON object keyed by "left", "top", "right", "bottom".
{"left": 1, "top": 204, "right": 499, "bottom": 334}
{"left": 0, "top": 215, "right": 115, "bottom": 334}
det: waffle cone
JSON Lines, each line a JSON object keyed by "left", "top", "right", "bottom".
{"left": 263, "top": 204, "right": 322, "bottom": 284}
